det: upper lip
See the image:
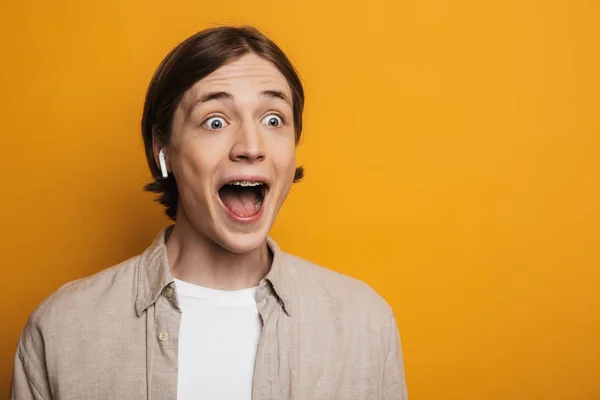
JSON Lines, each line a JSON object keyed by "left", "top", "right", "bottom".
{"left": 216, "top": 175, "right": 272, "bottom": 190}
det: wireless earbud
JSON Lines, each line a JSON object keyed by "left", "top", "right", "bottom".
{"left": 158, "top": 149, "right": 168, "bottom": 178}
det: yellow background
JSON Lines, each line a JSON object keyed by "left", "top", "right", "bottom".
{"left": 1, "top": 0, "right": 599, "bottom": 398}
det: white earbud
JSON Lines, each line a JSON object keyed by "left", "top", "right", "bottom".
{"left": 158, "top": 149, "right": 168, "bottom": 178}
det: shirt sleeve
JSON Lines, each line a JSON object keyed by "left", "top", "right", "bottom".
{"left": 382, "top": 310, "right": 408, "bottom": 399}
{"left": 11, "top": 326, "right": 52, "bottom": 400}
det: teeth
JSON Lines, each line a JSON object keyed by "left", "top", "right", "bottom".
{"left": 227, "top": 180, "right": 264, "bottom": 187}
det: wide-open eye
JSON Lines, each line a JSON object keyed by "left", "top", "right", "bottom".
{"left": 203, "top": 116, "right": 229, "bottom": 130}
{"left": 261, "top": 114, "right": 283, "bottom": 127}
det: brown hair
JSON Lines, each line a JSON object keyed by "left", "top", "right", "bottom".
{"left": 141, "top": 26, "right": 305, "bottom": 220}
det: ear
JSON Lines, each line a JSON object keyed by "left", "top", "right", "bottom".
{"left": 152, "top": 136, "right": 170, "bottom": 176}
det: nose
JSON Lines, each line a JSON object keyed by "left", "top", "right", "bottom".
{"left": 229, "top": 120, "right": 266, "bottom": 163}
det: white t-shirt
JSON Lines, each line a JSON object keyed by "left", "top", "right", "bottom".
{"left": 174, "top": 278, "right": 262, "bottom": 400}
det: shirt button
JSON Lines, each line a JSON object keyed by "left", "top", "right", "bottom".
{"left": 159, "top": 332, "right": 169, "bottom": 341}
{"left": 165, "top": 286, "right": 174, "bottom": 299}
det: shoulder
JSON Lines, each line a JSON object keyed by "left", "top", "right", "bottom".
{"left": 284, "top": 253, "right": 394, "bottom": 324}
{"left": 19, "top": 256, "right": 141, "bottom": 348}
{"left": 38, "top": 255, "right": 140, "bottom": 314}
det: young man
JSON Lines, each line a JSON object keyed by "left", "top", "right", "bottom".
{"left": 11, "top": 26, "right": 408, "bottom": 399}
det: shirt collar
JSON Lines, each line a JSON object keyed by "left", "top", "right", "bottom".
{"left": 135, "top": 226, "right": 293, "bottom": 317}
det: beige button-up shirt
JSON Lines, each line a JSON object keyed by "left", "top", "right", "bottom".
{"left": 11, "top": 227, "right": 408, "bottom": 399}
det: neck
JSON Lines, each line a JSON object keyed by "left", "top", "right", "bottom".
{"left": 165, "top": 216, "right": 271, "bottom": 291}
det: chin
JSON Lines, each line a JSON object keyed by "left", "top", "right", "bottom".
{"left": 213, "top": 225, "right": 272, "bottom": 254}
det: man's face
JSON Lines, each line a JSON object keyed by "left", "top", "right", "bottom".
{"left": 164, "top": 53, "right": 297, "bottom": 253}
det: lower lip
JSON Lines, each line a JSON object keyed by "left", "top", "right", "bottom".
{"left": 218, "top": 191, "right": 268, "bottom": 224}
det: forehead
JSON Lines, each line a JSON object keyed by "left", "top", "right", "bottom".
{"left": 186, "top": 53, "right": 291, "bottom": 100}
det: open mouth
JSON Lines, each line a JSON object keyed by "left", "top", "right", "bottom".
{"left": 218, "top": 180, "right": 268, "bottom": 219}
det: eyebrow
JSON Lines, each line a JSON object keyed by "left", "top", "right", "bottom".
{"left": 198, "top": 91, "right": 234, "bottom": 104}
{"left": 186, "top": 91, "right": 233, "bottom": 118}
{"left": 260, "top": 90, "right": 293, "bottom": 108}
{"left": 188, "top": 89, "right": 292, "bottom": 118}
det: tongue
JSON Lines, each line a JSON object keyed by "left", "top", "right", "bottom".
{"left": 220, "top": 187, "right": 259, "bottom": 218}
